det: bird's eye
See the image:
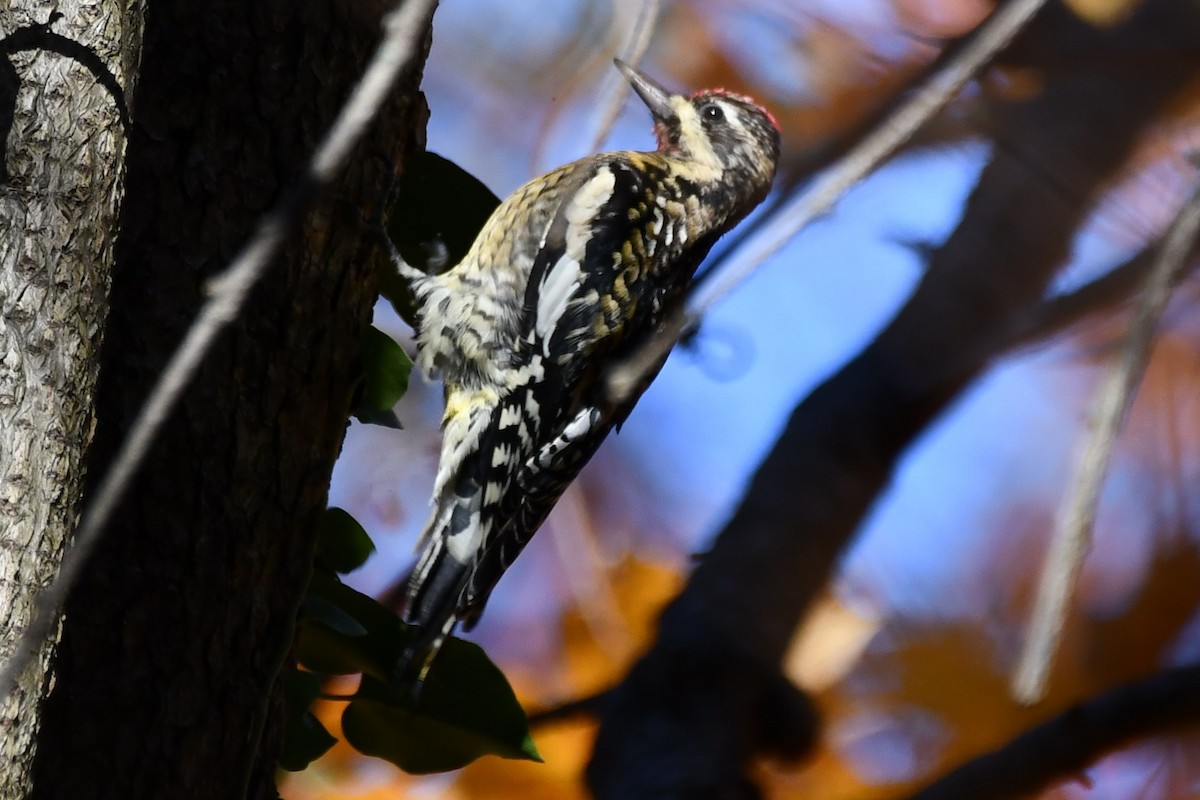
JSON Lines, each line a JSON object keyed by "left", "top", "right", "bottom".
{"left": 701, "top": 103, "right": 725, "bottom": 123}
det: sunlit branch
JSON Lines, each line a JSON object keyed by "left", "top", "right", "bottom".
{"left": 0, "top": 0, "right": 438, "bottom": 701}
{"left": 605, "top": 0, "right": 1050, "bottom": 405}
{"left": 1013, "top": 181, "right": 1200, "bottom": 705}
{"left": 907, "top": 663, "right": 1200, "bottom": 800}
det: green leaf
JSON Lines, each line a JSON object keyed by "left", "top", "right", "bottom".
{"left": 297, "top": 571, "right": 408, "bottom": 678}
{"left": 296, "top": 573, "right": 538, "bottom": 774}
{"left": 355, "top": 326, "right": 412, "bottom": 423}
{"left": 343, "top": 673, "right": 540, "bottom": 775}
{"left": 301, "top": 592, "right": 369, "bottom": 639}
{"left": 385, "top": 151, "right": 501, "bottom": 275}
{"left": 279, "top": 669, "right": 337, "bottom": 771}
{"left": 316, "top": 508, "right": 376, "bottom": 574}
{"left": 381, "top": 151, "right": 501, "bottom": 323}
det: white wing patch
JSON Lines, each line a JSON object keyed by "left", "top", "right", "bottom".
{"left": 535, "top": 255, "right": 580, "bottom": 351}
{"left": 445, "top": 510, "right": 483, "bottom": 561}
{"left": 563, "top": 410, "right": 593, "bottom": 440}
{"left": 534, "top": 168, "right": 616, "bottom": 354}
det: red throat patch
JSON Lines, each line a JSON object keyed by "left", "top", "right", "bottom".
{"left": 653, "top": 120, "right": 673, "bottom": 150}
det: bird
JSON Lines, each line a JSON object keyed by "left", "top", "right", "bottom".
{"left": 392, "top": 58, "right": 780, "bottom": 685}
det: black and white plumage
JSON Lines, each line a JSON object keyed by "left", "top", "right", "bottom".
{"left": 395, "top": 60, "right": 780, "bottom": 682}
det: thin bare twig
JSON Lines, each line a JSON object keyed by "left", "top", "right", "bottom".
{"left": 587, "top": 0, "right": 660, "bottom": 154}
{"left": 1013, "top": 181, "right": 1200, "bottom": 705}
{"left": 605, "top": 0, "right": 1050, "bottom": 405}
{"left": 527, "top": 688, "right": 610, "bottom": 727}
{"left": 0, "top": 0, "right": 438, "bottom": 701}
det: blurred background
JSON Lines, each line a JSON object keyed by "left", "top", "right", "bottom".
{"left": 283, "top": 0, "right": 1200, "bottom": 796}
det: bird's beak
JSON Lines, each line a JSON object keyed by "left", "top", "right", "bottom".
{"left": 614, "top": 59, "right": 677, "bottom": 126}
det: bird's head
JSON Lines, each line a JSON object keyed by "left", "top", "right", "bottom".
{"left": 615, "top": 59, "right": 781, "bottom": 201}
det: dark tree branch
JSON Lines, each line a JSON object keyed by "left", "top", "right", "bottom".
{"left": 587, "top": 2, "right": 1200, "bottom": 797}
{"left": 527, "top": 689, "right": 611, "bottom": 728}
{"left": 1003, "top": 248, "right": 1163, "bottom": 351}
{"left": 984, "top": 244, "right": 1200, "bottom": 360}
{"left": 905, "top": 663, "right": 1200, "bottom": 800}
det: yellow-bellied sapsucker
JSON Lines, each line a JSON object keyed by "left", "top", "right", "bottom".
{"left": 396, "top": 59, "right": 780, "bottom": 681}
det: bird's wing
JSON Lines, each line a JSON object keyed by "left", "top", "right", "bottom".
{"left": 401, "top": 157, "right": 647, "bottom": 649}
{"left": 452, "top": 158, "right": 677, "bottom": 624}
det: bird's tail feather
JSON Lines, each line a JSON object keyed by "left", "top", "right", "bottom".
{"left": 396, "top": 476, "right": 480, "bottom": 688}
{"left": 396, "top": 552, "right": 468, "bottom": 688}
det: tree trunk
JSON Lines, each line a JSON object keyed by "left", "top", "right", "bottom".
{"left": 0, "top": 2, "right": 141, "bottom": 797}
{"left": 28, "top": 0, "right": 431, "bottom": 797}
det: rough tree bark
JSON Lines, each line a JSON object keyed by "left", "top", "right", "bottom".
{"left": 588, "top": 2, "right": 1200, "bottom": 797}
{"left": 0, "top": 3, "right": 141, "bottom": 797}
{"left": 25, "top": 0, "right": 432, "bottom": 798}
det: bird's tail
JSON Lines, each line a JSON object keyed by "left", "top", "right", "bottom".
{"left": 395, "top": 475, "right": 480, "bottom": 688}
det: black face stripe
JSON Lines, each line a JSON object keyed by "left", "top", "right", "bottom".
{"left": 687, "top": 93, "right": 781, "bottom": 172}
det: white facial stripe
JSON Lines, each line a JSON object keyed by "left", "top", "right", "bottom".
{"left": 717, "top": 99, "right": 746, "bottom": 136}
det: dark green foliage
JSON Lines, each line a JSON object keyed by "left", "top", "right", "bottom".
{"left": 298, "top": 570, "right": 408, "bottom": 678}
{"left": 381, "top": 151, "right": 501, "bottom": 324}
{"left": 316, "top": 508, "right": 377, "bottom": 574}
{"left": 279, "top": 669, "right": 337, "bottom": 772}
{"left": 344, "top": 673, "right": 541, "bottom": 775}
{"left": 291, "top": 570, "right": 539, "bottom": 775}
{"left": 352, "top": 326, "right": 411, "bottom": 429}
